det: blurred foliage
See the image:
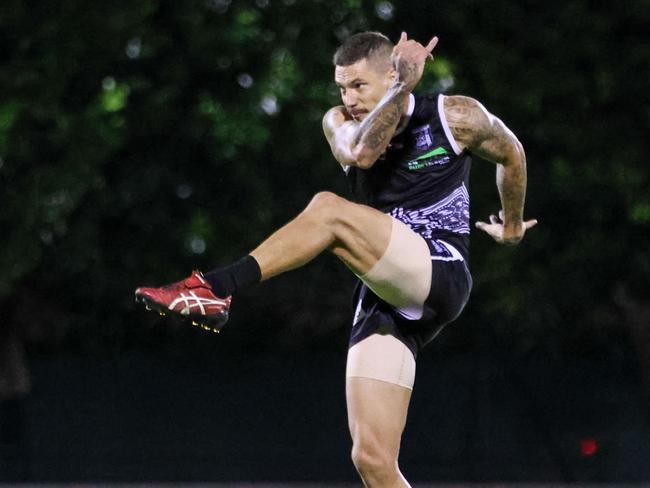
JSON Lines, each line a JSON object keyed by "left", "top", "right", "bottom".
{"left": 0, "top": 0, "right": 648, "bottom": 357}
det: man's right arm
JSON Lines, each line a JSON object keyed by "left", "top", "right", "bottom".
{"left": 323, "top": 33, "right": 438, "bottom": 170}
{"left": 322, "top": 83, "right": 410, "bottom": 169}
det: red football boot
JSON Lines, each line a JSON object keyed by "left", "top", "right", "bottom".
{"left": 135, "top": 270, "right": 231, "bottom": 333}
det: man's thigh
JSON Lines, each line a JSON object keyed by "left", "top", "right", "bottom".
{"left": 329, "top": 199, "right": 431, "bottom": 312}
{"left": 346, "top": 332, "right": 415, "bottom": 456}
{"left": 357, "top": 217, "right": 432, "bottom": 318}
{"left": 327, "top": 198, "right": 394, "bottom": 276}
{"left": 346, "top": 375, "right": 412, "bottom": 457}
{"left": 347, "top": 332, "right": 416, "bottom": 389}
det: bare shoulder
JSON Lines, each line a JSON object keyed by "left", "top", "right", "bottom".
{"left": 443, "top": 94, "right": 522, "bottom": 164}
{"left": 442, "top": 95, "right": 492, "bottom": 147}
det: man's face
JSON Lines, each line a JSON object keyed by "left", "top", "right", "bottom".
{"left": 334, "top": 58, "right": 394, "bottom": 122}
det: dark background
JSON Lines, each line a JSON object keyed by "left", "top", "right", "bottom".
{"left": 1, "top": 0, "right": 649, "bottom": 483}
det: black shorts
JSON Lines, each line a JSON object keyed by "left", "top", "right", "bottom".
{"left": 348, "top": 250, "right": 472, "bottom": 358}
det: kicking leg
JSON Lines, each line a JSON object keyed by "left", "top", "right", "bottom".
{"left": 250, "top": 191, "right": 393, "bottom": 280}
{"left": 135, "top": 191, "right": 394, "bottom": 326}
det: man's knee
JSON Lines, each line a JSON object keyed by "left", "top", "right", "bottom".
{"left": 306, "top": 191, "right": 347, "bottom": 213}
{"left": 351, "top": 439, "right": 398, "bottom": 481}
{"left": 304, "top": 191, "right": 354, "bottom": 226}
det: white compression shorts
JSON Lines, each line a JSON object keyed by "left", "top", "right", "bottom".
{"left": 346, "top": 217, "right": 433, "bottom": 390}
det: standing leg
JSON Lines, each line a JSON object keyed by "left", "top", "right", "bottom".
{"left": 252, "top": 192, "right": 424, "bottom": 487}
{"left": 347, "top": 376, "right": 413, "bottom": 488}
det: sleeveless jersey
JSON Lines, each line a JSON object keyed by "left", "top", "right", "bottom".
{"left": 345, "top": 93, "right": 472, "bottom": 259}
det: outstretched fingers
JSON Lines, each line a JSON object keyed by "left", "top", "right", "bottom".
{"left": 475, "top": 220, "right": 495, "bottom": 234}
{"left": 475, "top": 214, "right": 539, "bottom": 244}
{"left": 425, "top": 36, "right": 438, "bottom": 59}
{"left": 396, "top": 32, "right": 438, "bottom": 53}
{"left": 524, "top": 218, "right": 538, "bottom": 230}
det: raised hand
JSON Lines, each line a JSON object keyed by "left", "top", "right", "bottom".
{"left": 391, "top": 32, "right": 438, "bottom": 91}
{"left": 475, "top": 210, "right": 538, "bottom": 245}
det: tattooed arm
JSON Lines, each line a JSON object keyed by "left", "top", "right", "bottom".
{"left": 323, "top": 82, "right": 410, "bottom": 169}
{"left": 323, "top": 33, "right": 438, "bottom": 169}
{"left": 444, "top": 95, "right": 537, "bottom": 245}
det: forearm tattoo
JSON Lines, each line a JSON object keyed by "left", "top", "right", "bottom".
{"left": 397, "top": 58, "right": 419, "bottom": 90}
{"left": 353, "top": 82, "right": 408, "bottom": 156}
{"left": 497, "top": 158, "right": 527, "bottom": 224}
{"left": 445, "top": 95, "right": 527, "bottom": 224}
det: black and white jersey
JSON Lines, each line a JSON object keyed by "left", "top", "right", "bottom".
{"left": 345, "top": 93, "right": 472, "bottom": 259}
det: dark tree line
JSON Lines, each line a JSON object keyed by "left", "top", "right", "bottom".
{"left": 0, "top": 0, "right": 648, "bottom": 373}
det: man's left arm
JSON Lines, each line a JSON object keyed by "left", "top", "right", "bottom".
{"left": 444, "top": 95, "right": 537, "bottom": 245}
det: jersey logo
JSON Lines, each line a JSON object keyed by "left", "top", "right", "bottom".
{"left": 406, "top": 146, "right": 450, "bottom": 171}
{"left": 413, "top": 124, "right": 434, "bottom": 150}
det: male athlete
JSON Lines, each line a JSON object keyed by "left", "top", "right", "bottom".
{"left": 135, "top": 31, "right": 537, "bottom": 487}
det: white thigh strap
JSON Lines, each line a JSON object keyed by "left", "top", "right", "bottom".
{"left": 360, "top": 218, "right": 432, "bottom": 320}
{"left": 346, "top": 334, "right": 416, "bottom": 390}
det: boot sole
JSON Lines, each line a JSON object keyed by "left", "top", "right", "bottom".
{"left": 135, "top": 292, "right": 228, "bottom": 334}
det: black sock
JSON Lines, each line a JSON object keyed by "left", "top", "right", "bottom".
{"left": 203, "top": 255, "right": 261, "bottom": 297}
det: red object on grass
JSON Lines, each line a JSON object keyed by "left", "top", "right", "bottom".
{"left": 580, "top": 438, "right": 599, "bottom": 457}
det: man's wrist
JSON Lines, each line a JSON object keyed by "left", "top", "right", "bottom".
{"left": 503, "top": 220, "right": 524, "bottom": 235}
{"left": 389, "top": 80, "right": 410, "bottom": 95}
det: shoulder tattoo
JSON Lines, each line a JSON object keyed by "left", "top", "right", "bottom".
{"left": 443, "top": 95, "right": 519, "bottom": 164}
